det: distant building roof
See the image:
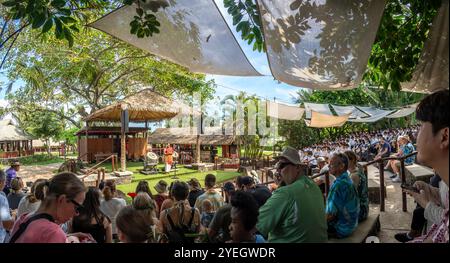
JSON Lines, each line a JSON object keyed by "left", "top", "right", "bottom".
{"left": 0, "top": 119, "right": 34, "bottom": 141}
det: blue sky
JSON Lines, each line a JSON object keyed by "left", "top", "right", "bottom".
{"left": 0, "top": 1, "right": 305, "bottom": 118}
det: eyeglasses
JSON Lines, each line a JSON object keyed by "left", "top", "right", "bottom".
{"left": 277, "top": 162, "right": 293, "bottom": 171}
{"left": 70, "top": 199, "right": 84, "bottom": 213}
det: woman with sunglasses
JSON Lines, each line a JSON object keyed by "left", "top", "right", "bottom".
{"left": 8, "top": 172, "right": 93, "bottom": 243}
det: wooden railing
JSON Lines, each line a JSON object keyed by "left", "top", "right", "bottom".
{"left": 362, "top": 151, "right": 418, "bottom": 212}
{"left": 79, "top": 154, "right": 118, "bottom": 186}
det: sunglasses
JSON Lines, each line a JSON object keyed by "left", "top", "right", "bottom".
{"left": 70, "top": 199, "right": 84, "bottom": 213}
{"left": 277, "top": 162, "right": 293, "bottom": 171}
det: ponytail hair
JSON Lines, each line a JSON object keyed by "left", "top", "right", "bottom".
{"left": 102, "top": 179, "right": 117, "bottom": 201}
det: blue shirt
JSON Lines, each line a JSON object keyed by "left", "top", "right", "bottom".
{"left": 401, "top": 143, "right": 415, "bottom": 165}
{"left": 5, "top": 167, "right": 17, "bottom": 188}
{"left": 326, "top": 171, "right": 359, "bottom": 238}
{"left": 380, "top": 142, "right": 391, "bottom": 155}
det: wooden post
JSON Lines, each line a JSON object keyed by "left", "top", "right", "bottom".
{"left": 379, "top": 160, "right": 385, "bottom": 212}
{"left": 85, "top": 121, "right": 89, "bottom": 162}
{"left": 121, "top": 131, "right": 126, "bottom": 172}
{"left": 325, "top": 172, "right": 330, "bottom": 199}
{"left": 400, "top": 159, "right": 407, "bottom": 212}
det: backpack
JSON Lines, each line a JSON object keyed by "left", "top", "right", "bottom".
{"left": 166, "top": 207, "right": 197, "bottom": 243}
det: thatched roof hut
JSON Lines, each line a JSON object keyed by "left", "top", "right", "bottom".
{"left": 0, "top": 119, "right": 34, "bottom": 158}
{"left": 148, "top": 128, "right": 235, "bottom": 146}
{"left": 0, "top": 119, "right": 33, "bottom": 141}
{"left": 83, "top": 88, "right": 197, "bottom": 122}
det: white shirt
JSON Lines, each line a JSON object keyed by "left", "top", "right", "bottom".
{"left": 100, "top": 198, "right": 126, "bottom": 235}
{"left": 17, "top": 196, "right": 41, "bottom": 217}
{"left": 0, "top": 192, "right": 12, "bottom": 243}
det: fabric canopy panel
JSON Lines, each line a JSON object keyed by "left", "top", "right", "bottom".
{"left": 350, "top": 106, "right": 394, "bottom": 123}
{"left": 304, "top": 102, "right": 333, "bottom": 119}
{"left": 90, "top": 1, "right": 261, "bottom": 76}
{"left": 402, "top": 0, "right": 449, "bottom": 93}
{"left": 257, "top": 0, "right": 386, "bottom": 90}
{"left": 306, "top": 111, "right": 350, "bottom": 128}
{"left": 330, "top": 105, "right": 369, "bottom": 119}
{"left": 386, "top": 103, "right": 419, "bottom": 119}
{"left": 267, "top": 101, "right": 304, "bottom": 120}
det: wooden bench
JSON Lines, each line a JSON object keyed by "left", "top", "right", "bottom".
{"left": 328, "top": 212, "right": 381, "bottom": 243}
{"left": 404, "top": 163, "right": 434, "bottom": 183}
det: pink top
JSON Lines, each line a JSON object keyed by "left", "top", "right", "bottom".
{"left": 10, "top": 213, "right": 67, "bottom": 243}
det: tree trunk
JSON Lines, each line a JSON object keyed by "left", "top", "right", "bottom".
{"left": 46, "top": 138, "right": 51, "bottom": 156}
{"left": 195, "top": 134, "right": 200, "bottom": 163}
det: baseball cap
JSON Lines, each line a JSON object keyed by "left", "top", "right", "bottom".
{"left": 276, "top": 146, "right": 301, "bottom": 165}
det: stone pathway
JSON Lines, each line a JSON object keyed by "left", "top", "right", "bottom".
{"left": 367, "top": 165, "right": 417, "bottom": 243}
{"left": 18, "top": 163, "right": 63, "bottom": 186}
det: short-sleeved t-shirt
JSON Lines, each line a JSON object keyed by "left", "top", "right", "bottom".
{"left": 379, "top": 142, "right": 391, "bottom": 155}
{"left": 10, "top": 213, "right": 67, "bottom": 243}
{"left": 257, "top": 176, "right": 328, "bottom": 243}
{"left": 100, "top": 198, "right": 126, "bottom": 235}
{"left": 326, "top": 171, "right": 360, "bottom": 238}
{"left": 7, "top": 192, "right": 26, "bottom": 210}
{"left": 194, "top": 190, "right": 224, "bottom": 214}
{"left": 0, "top": 193, "right": 12, "bottom": 243}
{"left": 400, "top": 143, "right": 416, "bottom": 165}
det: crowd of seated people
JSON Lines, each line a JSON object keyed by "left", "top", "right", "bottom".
{"left": 0, "top": 90, "right": 447, "bottom": 244}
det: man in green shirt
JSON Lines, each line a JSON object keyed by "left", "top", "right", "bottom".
{"left": 257, "top": 146, "right": 328, "bottom": 243}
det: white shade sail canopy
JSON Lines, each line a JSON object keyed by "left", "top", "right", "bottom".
{"left": 267, "top": 101, "right": 304, "bottom": 120}
{"left": 304, "top": 102, "right": 333, "bottom": 119}
{"left": 90, "top": 1, "right": 261, "bottom": 76}
{"left": 351, "top": 106, "right": 394, "bottom": 123}
{"left": 331, "top": 105, "right": 369, "bottom": 119}
{"left": 402, "top": 0, "right": 449, "bottom": 94}
{"left": 257, "top": 0, "right": 386, "bottom": 90}
{"left": 386, "top": 103, "right": 419, "bottom": 119}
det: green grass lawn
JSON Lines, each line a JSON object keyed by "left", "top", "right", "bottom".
{"left": 17, "top": 154, "right": 65, "bottom": 166}
{"left": 86, "top": 162, "right": 240, "bottom": 203}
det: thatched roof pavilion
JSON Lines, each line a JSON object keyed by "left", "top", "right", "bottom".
{"left": 0, "top": 119, "right": 34, "bottom": 158}
{"left": 83, "top": 88, "right": 197, "bottom": 122}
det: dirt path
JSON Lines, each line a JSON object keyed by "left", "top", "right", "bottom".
{"left": 18, "top": 163, "right": 63, "bottom": 185}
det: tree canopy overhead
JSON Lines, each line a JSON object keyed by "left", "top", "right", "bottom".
{"left": 4, "top": 27, "right": 215, "bottom": 128}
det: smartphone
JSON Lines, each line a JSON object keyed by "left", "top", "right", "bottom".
{"left": 401, "top": 183, "right": 419, "bottom": 193}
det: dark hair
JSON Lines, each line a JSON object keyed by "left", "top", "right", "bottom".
{"left": 72, "top": 187, "right": 110, "bottom": 231}
{"left": 44, "top": 172, "right": 85, "bottom": 202}
{"left": 135, "top": 181, "right": 154, "bottom": 199}
{"left": 230, "top": 191, "right": 259, "bottom": 231}
{"left": 204, "top": 174, "right": 216, "bottom": 188}
{"left": 344, "top": 150, "right": 358, "bottom": 165}
{"left": 333, "top": 153, "right": 349, "bottom": 171}
{"left": 171, "top": 181, "right": 189, "bottom": 201}
{"left": 116, "top": 206, "right": 152, "bottom": 243}
{"left": 416, "top": 89, "right": 449, "bottom": 135}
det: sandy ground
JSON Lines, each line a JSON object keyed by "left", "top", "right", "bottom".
{"left": 17, "top": 163, "right": 63, "bottom": 186}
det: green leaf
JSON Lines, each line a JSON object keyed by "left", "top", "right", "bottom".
{"left": 63, "top": 27, "right": 74, "bottom": 47}
{"left": 54, "top": 17, "right": 64, "bottom": 39}
{"left": 232, "top": 13, "right": 243, "bottom": 25}
{"left": 2, "top": 1, "right": 18, "bottom": 7}
{"left": 69, "top": 25, "right": 79, "bottom": 33}
{"left": 59, "top": 16, "right": 77, "bottom": 24}
{"left": 50, "top": 0, "right": 65, "bottom": 8}
{"left": 42, "top": 18, "right": 54, "bottom": 34}
{"left": 31, "top": 12, "right": 47, "bottom": 29}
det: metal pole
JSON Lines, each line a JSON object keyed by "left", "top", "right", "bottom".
{"left": 379, "top": 160, "right": 385, "bottom": 212}
{"left": 400, "top": 159, "right": 407, "bottom": 212}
